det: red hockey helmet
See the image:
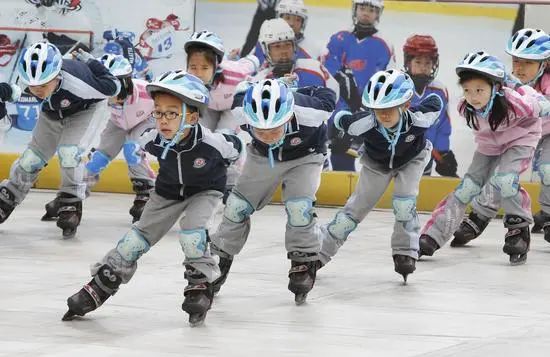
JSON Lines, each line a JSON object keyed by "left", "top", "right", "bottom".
{"left": 403, "top": 34, "right": 439, "bottom": 78}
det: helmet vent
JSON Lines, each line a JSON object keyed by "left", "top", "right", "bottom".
{"left": 275, "top": 98, "right": 281, "bottom": 112}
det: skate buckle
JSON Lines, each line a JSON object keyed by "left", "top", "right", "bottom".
{"left": 289, "top": 264, "right": 308, "bottom": 275}
{"left": 83, "top": 284, "right": 102, "bottom": 308}
{"left": 505, "top": 228, "right": 521, "bottom": 238}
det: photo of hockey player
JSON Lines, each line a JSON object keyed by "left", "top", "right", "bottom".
{"left": 25, "top": 0, "right": 82, "bottom": 15}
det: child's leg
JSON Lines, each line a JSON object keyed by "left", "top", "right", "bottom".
{"left": 0, "top": 113, "right": 62, "bottom": 222}
{"left": 422, "top": 151, "right": 498, "bottom": 249}
{"left": 63, "top": 191, "right": 185, "bottom": 319}
{"left": 319, "top": 158, "right": 393, "bottom": 265}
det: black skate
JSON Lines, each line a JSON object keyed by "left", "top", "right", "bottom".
{"left": 0, "top": 186, "right": 17, "bottom": 224}
{"left": 543, "top": 223, "right": 550, "bottom": 243}
{"left": 419, "top": 234, "right": 440, "bottom": 258}
{"left": 451, "top": 212, "right": 490, "bottom": 247}
{"left": 502, "top": 215, "right": 530, "bottom": 266}
{"left": 287, "top": 253, "right": 319, "bottom": 305}
{"left": 213, "top": 255, "right": 233, "bottom": 295}
{"left": 56, "top": 195, "right": 82, "bottom": 239}
{"left": 62, "top": 264, "right": 122, "bottom": 321}
{"left": 532, "top": 210, "right": 550, "bottom": 233}
{"left": 181, "top": 283, "right": 214, "bottom": 327}
{"left": 129, "top": 179, "right": 153, "bottom": 223}
{"left": 393, "top": 255, "right": 416, "bottom": 284}
{"left": 41, "top": 196, "right": 61, "bottom": 221}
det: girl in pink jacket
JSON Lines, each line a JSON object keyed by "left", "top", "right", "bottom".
{"left": 451, "top": 29, "right": 550, "bottom": 246}
{"left": 419, "top": 51, "right": 548, "bottom": 266}
{"left": 184, "top": 31, "right": 259, "bottom": 199}
{"left": 42, "top": 55, "right": 156, "bottom": 224}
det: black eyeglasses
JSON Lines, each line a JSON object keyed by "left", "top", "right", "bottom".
{"left": 152, "top": 110, "right": 183, "bottom": 120}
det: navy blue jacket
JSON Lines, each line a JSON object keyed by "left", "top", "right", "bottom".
{"left": 145, "top": 124, "right": 242, "bottom": 201}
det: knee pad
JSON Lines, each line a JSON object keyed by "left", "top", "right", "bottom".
{"left": 19, "top": 148, "right": 46, "bottom": 173}
{"left": 85, "top": 150, "right": 111, "bottom": 175}
{"left": 285, "top": 197, "right": 314, "bottom": 227}
{"left": 392, "top": 196, "right": 417, "bottom": 222}
{"left": 123, "top": 141, "right": 142, "bottom": 167}
{"left": 224, "top": 192, "right": 254, "bottom": 223}
{"left": 327, "top": 211, "right": 357, "bottom": 241}
{"left": 57, "top": 145, "right": 81, "bottom": 168}
{"left": 179, "top": 229, "right": 208, "bottom": 259}
{"left": 490, "top": 172, "right": 520, "bottom": 198}
{"left": 454, "top": 176, "right": 481, "bottom": 204}
{"left": 116, "top": 229, "right": 150, "bottom": 262}
{"left": 539, "top": 164, "right": 550, "bottom": 186}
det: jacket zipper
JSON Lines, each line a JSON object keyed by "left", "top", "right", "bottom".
{"left": 177, "top": 151, "right": 184, "bottom": 197}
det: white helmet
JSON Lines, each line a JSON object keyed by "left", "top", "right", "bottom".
{"left": 146, "top": 70, "right": 209, "bottom": 110}
{"left": 362, "top": 69, "right": 414, "bottom": 109}
{"left": 243, "top": 79, "right": 295, "bottom": 129}
{"left": 276, "top": 0, "right": 308, "bottom": 35}
{"left": 353, "top": 0, "right": 384, "bottom": 25}
{"left": 17, "top": 41, "right": 63, "bottom": 86}
{"left": 99, "top": 54, "right": 133, "bottom": 77}
{"left": 259, "top": 18, "right": 295, "bottom": 64}
{"left": 506, "top": 28, "right": 550, "bottom": 61}
{"left": 184, "top": 30, "right": 225, "bottom": 64}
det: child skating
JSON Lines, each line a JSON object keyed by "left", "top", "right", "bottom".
{"left": 62, "top": 71, "right": 243, "bottom": 326}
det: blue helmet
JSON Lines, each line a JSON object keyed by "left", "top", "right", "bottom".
{"left": 99, "top": 54, "right": 133, "bottom": 77}
{"left": 184, "top": 30, "right": 225, "bottom": 64}
{"left": 17, "top": 42, "right": 62, "bottom": 86}
{"left": 506, "top": 28, "right": 550, "bottom": 61}
{"left": 243, "top": 79, "right": 295, "bottom": 129}
{"left": 362, "top": 69, "right": 414, "bottom": 109}
{"left": 456, "top": 51, "right": 506, "bottom": 83}
{"left": 146, "top": 70, "right": 209, "bottom": 110}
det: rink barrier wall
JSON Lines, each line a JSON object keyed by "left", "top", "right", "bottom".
{"left": 0, "top": 153, "right": 543, "bottom": 213}
{"left": 206, "top": 0, "right": 517, "bottom": 20}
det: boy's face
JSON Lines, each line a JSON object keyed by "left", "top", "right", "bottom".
{"left": 28, "top": 77, "right": 60, "bottom": 99}
{"left": 281, "top": 14, "right": 304, "bottom": 35}
{"left": 409, "top": 56, "right": 434, "bottom": 77}
{"left": 461, "top": 78, "right": 493, "bottom": 110}
{"left": 355, "top": 4, "right": 379, "bottom": 26}
{"left": 268, "top": 41, "right": 295, "bottom": 64}
{"left": 187, "top": 52, "right": 216, "bottom": 84}
{"left": 252, "top": 124, "right": 286, "bottom": 145}
{"left": 512, "top": 57, "right": 542, "bottom": 84}
{"left": 374, "top": 105, "right": 403, "bottom": 128}
{"left": 153, "top": 93, "right": 198, "bottom": 140}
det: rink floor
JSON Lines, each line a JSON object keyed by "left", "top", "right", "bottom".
{"left": 2, "top": 191, "right": 550, "bottom": 357}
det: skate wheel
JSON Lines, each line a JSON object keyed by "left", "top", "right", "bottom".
{"left": 62, "top": 229, "right": 77, "bottom": 239}
{"left": 294, "top": 293, "right": 307, "bottom": 306}
{"left": 509, "top": 254, "right": 527, "bottom": 266}
{"left": 188, "top": 313, "right": 206, "bottom": 327}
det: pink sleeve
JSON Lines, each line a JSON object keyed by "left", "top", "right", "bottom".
{"left": 510, "top": 86, "right": 539, "bottom": 118}
{"left": 219, "top": 56, "right": 259, "bottom": 86}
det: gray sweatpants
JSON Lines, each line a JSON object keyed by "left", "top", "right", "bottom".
{"left": 423, "top": 145, "right": 534, "bottom": 248}
{"left": 86, "top": 119, "right": 156, "bottom": 189}
{"left": 1, "top": 104, "right": 101, "bottom": 204}
{"left": 319, "top": 142, "right": 432, "bottom": 264}
{"left": 91, "top": 190, "right": 223, "bottom": 284}
{"left": 211, "top": 146, "right": 325, "bottom": 262}
{"left": 472, "top": 135, "right": 550, "bottom": 218}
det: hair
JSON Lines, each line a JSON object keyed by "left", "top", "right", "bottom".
{"left": 150, "top": 91, "right": 199, "bottom": 113}
{"left": 186, "top": 44, "right": 222, "bottom": 84}
{"left": 458, "top": 70, "right": 514, "bottom": 131}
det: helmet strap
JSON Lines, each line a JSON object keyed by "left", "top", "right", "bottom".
{"left": 160, "top": 102, "right": 197, "bottom": 159}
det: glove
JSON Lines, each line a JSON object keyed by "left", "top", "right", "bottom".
{"left": 0, "top": 83, "right": 21, "bottom": 102}
{"left": 0, "top": 101, "right": 7, "bottom": 119}
{"left": 277, "top": 73, "right": 299, "bottom": 90}
{"left": 71, "top": 48, "right": 95, "bottom": 63}
{"left": 434, "top": 150, "right": 459, "bottom": 177}
{"left": 258, "top": 0, "right": 278, "bottom": 10}
{"left": 235, "top": 80, "right": 253, "bottom": 95}
{"left": 328, "top": 119, "right": 353, "bottom": 154}
{"left": 333, "top": 67, "right": 362, "bottom": 113}
{"left": 137, "top": 128, "right": 158, "bottom": 147}
{"left": 537, "top": 94, "right": 550, "bottom": 117}
{"left": 504, "top": 72, "right": 523, "bottom": 90}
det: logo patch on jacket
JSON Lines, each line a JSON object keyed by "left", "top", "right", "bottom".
{"left": 290, "top": 137, "right": 302, "bottom": 146}
{"left": 136, "top": 110, "right": 145, "bottom": 117}
{"left": 193, "top": 158, "right": 206, "bottom": 168}
{"left": 405, "top": 134, "right": 415, "bottom": 143}
{"left": 60, "top": 99, "right": 71, "bottom": 108}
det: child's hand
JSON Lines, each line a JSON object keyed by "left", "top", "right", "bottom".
{"left": 228, "top": 48, "right": 241, "bottom": 60}
{"left": 137, "top": 128, "right": 158, "bottom": 147}
{"left": 71, "top": 48, "right": 95, "bottom": 63}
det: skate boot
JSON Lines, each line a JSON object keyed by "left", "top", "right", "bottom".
{"left": 543, "top": 223, "right": 550, "bottom": 243}
{"left": 0, "top": 186, "right": 17, "bottom": 224}
{"left": 532, "top": 210, "right": 550, "bottom": 233}
{"left": 393, "top": 255, "right": 416, "bottom": 283}
{"left": 287, "top": 252, "right": 319, "bottom": 305}
{"left": 56, "top": 193, "right": 82, "bottom": 239}
{"left": 419, "top": 234, "right": 440, "bottom": 257}
{"left": 62, "top": 264, "right": 122, "bottom": 321}
{"left": 129, "top": 179, "right": 153, "bottom": 223}
{"left": 502, "top": 215, "right": 530, "bottom": 266}
{"left": 451, "top": 212, "right": 490, "bottom": 247}
{"left": 212, "top": 248, "right": 234, "bottom": 295}
{"left": 181, "top": 266, "right": 213, "bottom": 327}
{"left": 41, "top": 196, "right": 61, "bottom": 221}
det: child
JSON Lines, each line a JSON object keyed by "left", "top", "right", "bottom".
{"left": 0, "top": 42, "right": 120, "bottom": 238}
{"left": 321, "top": 0, "right": 395, "bottom": 171}
{"left": 210, "top": 79, "right": 336, "bottom": 304}
{"left": 41, "top": 54, "right": 156, "bottom": 223}
{"left": 184, "top": 30, "right": 258, "bottom": 198}
{"left": 452, "top": 29, "right": 550, "bottom": 246}
{"left": 419, "top": 51, "right": 547, "bottom": 265}
{"left": 319, "top": 69, "right": 442, "bottom": 282}
{"left": 62, "top": 71, "right": 243, "bottom": 326}
{"left": 403, "top": 34, "right": 457, "bottom": 177}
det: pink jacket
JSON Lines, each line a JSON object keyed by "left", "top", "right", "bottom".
{"left": 463, "top": 86, "right": 542, "bottom": 156}
{"left": 208, "top": 55, "right": 259, "bottom": 112}
{"left": 536, "top": 72, "right": 550, "bottom": 136}
{"left": 110, "top": 79, "right": 154, "bottom": 131}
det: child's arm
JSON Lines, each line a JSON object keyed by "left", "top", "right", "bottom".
{"left": 333, "top": 110, "right": 376, "bottom": 136}
{"left": 204, "top": 130, "right": 244, "bottom": 163}
{"left": 409, "top": 93, "right": 443, "bottom": 128}
{"left": 70, "top": 49, "right": 121, "bottom": 98}
{"left": 0, "top": 83, "right": 22, "bottom": 103}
